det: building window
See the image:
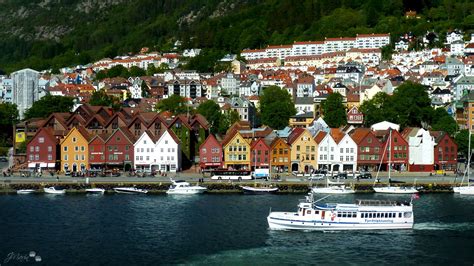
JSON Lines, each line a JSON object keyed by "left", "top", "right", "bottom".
{"left": 30, "top": 146, "right": 34, "bottom": 152}
{"left": 35, "top": 146, "right": 39, "bottom": 152}
{"left": 39, "top": 137, "right": 44, "bottom": 143}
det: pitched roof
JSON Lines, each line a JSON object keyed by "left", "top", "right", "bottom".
{"left": 314, "top": 131, "right": 327, "bottom": 144}
{"left": 287, "top": 128, "right": 305, "bottom": 145}
{"left": 330, "top": 128, "right": 345, "bottom": 144}
{"left": 349, "top": 128, "right": 371, "bottom": 144}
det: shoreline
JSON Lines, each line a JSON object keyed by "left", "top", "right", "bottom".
{"left": 1, "top": 180, "right": 460, "bottom": 194}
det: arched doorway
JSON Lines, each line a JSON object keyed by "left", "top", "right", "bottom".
{"left": 72, "top": 163, "right": 77, "bottom": 172}
{"left": 291, "top": 163, "right": 298, "bottom": 172}
{"left": 80, "top": 163, "right": 85, "bottom": 172}
{"left": 304, "top": 165, "right": 309, "bottom": 173}
{"left": 333, "top": 164, "right": 340, "bottom": 173}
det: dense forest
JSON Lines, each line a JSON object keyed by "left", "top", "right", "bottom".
{"left": 0, "top": 0, "right": 473, "bottom": 73}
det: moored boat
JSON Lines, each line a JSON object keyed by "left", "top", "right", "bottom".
{"left": 44, "top": 186, "right": 66, "bottom": 194}
{"left": 311, "top": 179, "right": 355, "bottom": 194}
{"left": 113, "top": 187, "right": 148, "bottom": 194}
{"left": 241, "top": 185, "right": 278, "bottom": 194}
{"left": 166, "top": 179, "right": 206, "bottom": 195}
{"left": 17, "top": 189, "right": 36, "bottom": 194}
{"left": 267, "top": 193, "right": 415, "bottom": 231}
{"left": 85, "top": 188, "right": 105, "bottom": 194}
{"left": 373, "top": 186, "right": 419, "bottom": 194}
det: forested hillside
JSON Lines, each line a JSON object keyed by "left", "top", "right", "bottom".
{"left": 0, "top": 0, "right": 473, "bottom": 73}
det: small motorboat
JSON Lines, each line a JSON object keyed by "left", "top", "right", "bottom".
{"left": 113, "top": 187, "right": 148, "bottom": 194}
{"left": 167, "top": 179, "right": 206, "bottom": 195}
{"left": 85, "top": 188, "right": 105, "bottom": 194}
{"left": 241, "top": 185, "right": 278, "bottom": 194}
{"left": 44, "top": 186, "right": 66, "bottom": 194}
{"left": 17, "top": 189, "right": 36, "bottom": 194}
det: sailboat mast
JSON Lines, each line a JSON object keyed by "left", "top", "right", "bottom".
{"left": 468, "top": 130, "right": 471, "bottom": 187}
{"left": 388, "top": 129, "right": 391, "bottom": 184}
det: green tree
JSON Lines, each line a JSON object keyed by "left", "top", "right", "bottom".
{"left": 454, "top": 130, "right": 474, "bottom": 158}
{"left": 219, "top": 110, "right": 240, "bottom": 134}
{"left": 431, "top": 108, "right": 458, "bottom": 136}
{"left": 155, "top": 94, "right": 188, "bottom": 115}
{"left": 197, "top": 100, "right": 222, "bottom": 134}
{"left": 24, "top": 95, "right": 74, "bottom": 119}
{"left": 94, "top": 70, "right": 108, "bottom": 81}
{"left": 141, "top": 80, "right": 150, "bottom": 98}
{"left": 322, "top": 92, "right": 347, "bottom": 128}
{"left": 260, "top": 86, "right": 296, "bottom": 130}
{"left": 107, "top": 65, "right": 130, "bottom": 78}
{"left": 146, "top": 64, "right": 158, "bottom": 76}
{"left": 129, "top": 66, "right": 146, "bottom": 77}
{"left": 391, "top": 81, "right": 433, "bottom": 128}
{"left": 89, "top": 89, "right": 115, "bottom": 107}
{"left": 0, "top": 103, "right": 19, "bottom": 146}
{"left": 359, "top": 92, "right": 395, "bottom": 127}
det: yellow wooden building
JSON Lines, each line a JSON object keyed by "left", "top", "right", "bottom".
{"left": 222, "top": 131, "right": 251, "bottom": 170}
{"left": 60, "top": 126, "right": 91, "bottom": 173}
{"left": 287, "top": 128, "right": 318, "bottom": 173}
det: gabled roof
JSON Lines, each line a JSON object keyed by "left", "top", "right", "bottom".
{"left": 85, "top": 114, "right": 107, "bottom": 127}
{"left": 61, "top": 126, "right": 92, "bottom": 144}
{"left": 287, "top": 128, "right": 305, "bottom": 145}
{"left": 250, "top": 138, "right": 271, "bottom": 150}
{"left": 167, "top": 115, "right": 193, "bottom": 130}
{"left": 270, "top": 136, "right": 289, "bottom": 148}
{"left": 349, "top": 128, "right": 371, "bottom": 144}
{"left": 41, "top": 113, "right": 69, "bottom": 129}
{"left": 156, "top": 128, "right": 181, "bottom": 145}
{"left": 314, "top": 131, "right": 327, "bottom": 144}
{"left": 330, "top": 128, "right": 345, "bottom": 144}
{"left": 30, "top": 127, "right": 56, "bottom": 144}
{"left": 103, "top": 112, "right": 129, "bottom": 128}
{"left": 105, "top": 127, "right": 136, "bottom": 144}
{"left": 200, "top": 134, "right": 221, "bottom": 151}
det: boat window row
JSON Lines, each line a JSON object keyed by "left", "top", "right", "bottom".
{"left": 361, "top": 212, "right": 401, "bottom": 219}
{"left": 337, "top": 212, "right": 357, "bottom": 218}
{"left": 303, "top": 209, "right": 319, "bottom": 215}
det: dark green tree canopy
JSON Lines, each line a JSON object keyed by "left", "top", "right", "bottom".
{"left": 322, "top": 92, "right": 347, "bottom": 128}
{"left": 156, "top": 94, "right": 188, "bottom": 115}
{"left": 24, "top": 95, "right": 74, "bottom": 119}
{"left": 260, "top": 86, "right": 296, "bottom": 130}
{"left": 89, "top": 89, "right": 121, "bottom": 110}
{"left": 197, "top": 100, "right": 222, "bottom": 134}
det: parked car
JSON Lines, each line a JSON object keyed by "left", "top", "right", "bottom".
{"left": 356, "top": 172, "right": 372, "bottom": 179}
{"left": 332, "top": 172, "right": 348, "bottom": 179}
{"left": 0, "top": 157, "right": 8, "bottom": 162}
{"left": 308, "top": 173, "right": 325, "bottom": 180}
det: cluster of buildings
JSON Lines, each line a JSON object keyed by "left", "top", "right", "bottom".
{"left": 20, "top": 104, "right": 210, "bottom": 173}
{"left": 20, "top": 101, "right": 457, "bottom": 174}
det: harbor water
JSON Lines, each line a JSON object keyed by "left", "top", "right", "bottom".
{"left": 1, "top": 193, "right": 474, "bottom": 265}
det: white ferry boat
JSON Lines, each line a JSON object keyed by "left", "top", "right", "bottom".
{"left": 267, "top": 194, "right": 414, "bottom": 231}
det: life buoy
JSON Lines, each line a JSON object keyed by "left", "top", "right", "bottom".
{"left": 331, "top": 212, "right": 336, "bottom": 221}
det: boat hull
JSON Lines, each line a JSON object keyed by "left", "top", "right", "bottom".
{"left": 373, "top": 187, "right": 418, "bottom": 194}
{"left": 114, "top": 188, "right": 148, "bottom": 194}
{"left": 86, "top": 188, "right": 105, "bottom": 194}
{"left": 241, "top": 186, "right": 279, "bottom": 194}
{"left": 453, "top": 186, "right": 474, "bottom": 194}
{"left": 267, "top": 215, "right": 413, "bottom": 231}
{"left": 311, "top": 187, "right": 355, "bottom": 194}
{"left": 44, "top": 188, "right": 66, "bottom": 194}
{"left": 17, "top": 189, "right": 36, "bottom": 194}
{"left": 166, "top": 188, "right": 206, "bottom": 195}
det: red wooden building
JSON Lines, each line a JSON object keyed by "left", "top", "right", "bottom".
{"left": 199, "top": 134, "right": 223, "bottom": 170}
{"left": 379, "top": 129, "right": 409, "bottom": 171}
{"left": 88, "top": 134, "right": 107, "bottom": 171}
{"left": 350, "top": 128, "right": 382, "bottom": 172}
{"left": 250, "top": 138, "right": 271, "bottom": 170}
{"left": 431, "top": 131, "right": 458, "bottom": 171}
{"left": 104, "top": 128, "right": 135, "bottom": 171}
{"left": 26, "top": 127, "right": 58, "bottom": 170}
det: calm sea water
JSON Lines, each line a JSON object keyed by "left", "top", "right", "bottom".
{"left": 0, "top": 193, "right": 473, "bottom": 265}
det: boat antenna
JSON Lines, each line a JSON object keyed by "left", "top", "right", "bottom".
{"left": 313, "top": 194, "right": 331, "bottom": 203}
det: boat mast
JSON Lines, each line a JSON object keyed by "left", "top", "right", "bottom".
{"left": 388, "top": 129, "right": 392, "bottom": 185}
{"left": 468, "top": 130, "right": 471, "bottom": 187}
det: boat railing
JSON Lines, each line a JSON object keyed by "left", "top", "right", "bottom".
{"left": 356, "top": 199, "right": 410, "bottom": 206}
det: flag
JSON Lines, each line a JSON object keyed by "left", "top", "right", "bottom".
{"left": 411, "top": 193, "right": 420, "bottom": 200}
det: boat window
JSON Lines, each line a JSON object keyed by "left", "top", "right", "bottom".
{"left": 342, "top": 212, "right": 346, "bottom": 218}
{"left": 404, "top": 212, "right": 412, "bottom": 218}
{"left": 353, "top": 212, "right": 357, "bottom": 218}
{"left": 377, "top": 213, "right": 381, "bottom": 218}
{"left": 384, "top": 213, "right": 388, "bottom": 218}
{"left": 369, "top": 213, "right": 372, "bottom": 218}
{"left": 315, "top": 211, "right": 319, "bottom": 214}
{"left": 398, "top": 213, "right": 402, "bottom": 218}
{"left": 337, "top": 212, "right": 341, "bottom": 218}
{"left": 307, "top": 210, "right": 311, "bottom": 215}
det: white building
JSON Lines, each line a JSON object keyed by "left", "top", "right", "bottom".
{"left": 446, "top": 31, "right": 463, "bottom": 45}
{"left": 371, "top": 121, "right": 400, "bottom": 131}
{"left": 407, "top": 128, "right": 435, "bottom": 167}
{"left": 128, "top": 77, "right": 143, "bottom": 99}
{"left": 395, "top": 40, "right": 409, "bottom": 51}
{"left": 450, "top": 40, "right": 465, "bottom": 56}
{"left": 11, "top": 68, "right": 41, "bottom": 119}
{"left": 134, "top": 130, "right": 181, "bottom": 172}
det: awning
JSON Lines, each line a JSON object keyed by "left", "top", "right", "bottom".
{"left": 47, "top": 163, "right": 55, "bottom": 168}
{"left": 40, "top": 163, "right": 47, "bottom": 168}
{"left": 28, "top": 163, "right": 35, "bottom": 168}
